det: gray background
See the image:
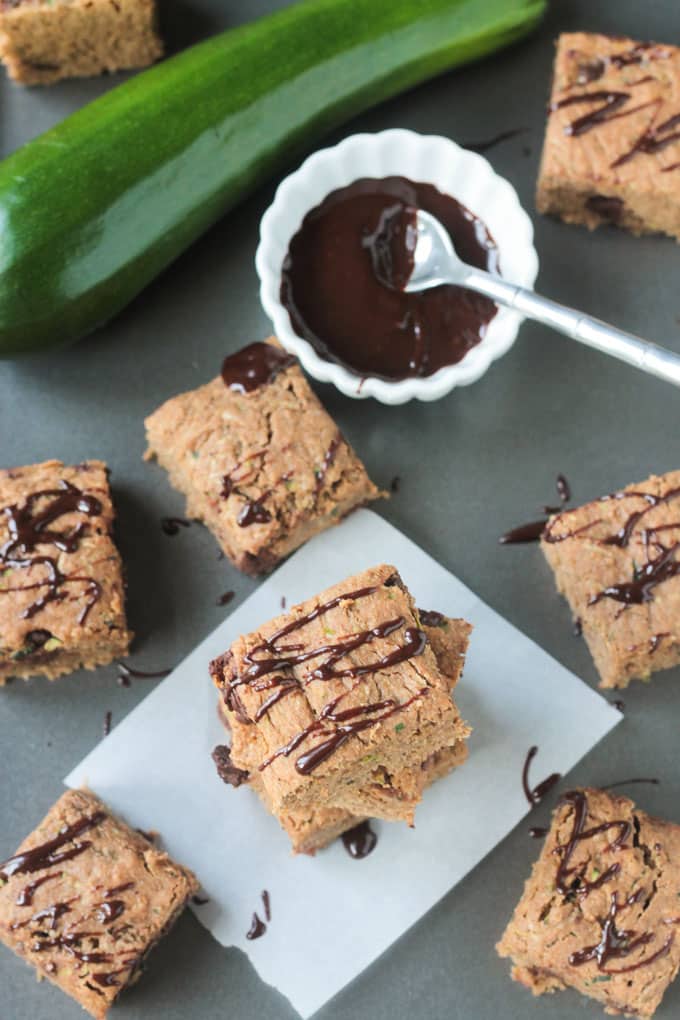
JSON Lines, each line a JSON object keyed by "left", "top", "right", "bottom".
{"left": 1, "top": 1, "right": 679, "bottom": 1018}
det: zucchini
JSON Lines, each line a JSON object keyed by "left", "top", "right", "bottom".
{"left": 0, "top": 0, "right": 545, "bottom": 357}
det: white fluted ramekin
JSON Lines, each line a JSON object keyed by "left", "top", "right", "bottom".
{"left": 256, "top": 129, "right": 539, "bottom": 404}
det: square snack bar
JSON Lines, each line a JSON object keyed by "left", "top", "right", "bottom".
{"left": 0, "top": 788, "right": 198, "bottom": 1020}
{"left": 210, "top": 564, "right": 471, "bottom": 826}
{"left": 145, "top": 339, "right": 382, "bottom": 576}
{"left": 0, "top": 0, "right": 162, "bottom": 86}
{"left": 541, "top": 470, "right": 680, "bottom": 689}
{"left": 0, "top": 459, "right": 132, "bottom": 684}
{"left": 537, "top": 33, "right": 680, "bottom": 239}
{"left": 216, "top": 613, "right": 472, "bottom": 854}
{"left": 497, "top": 787, "right": 680, "bottom": 1019}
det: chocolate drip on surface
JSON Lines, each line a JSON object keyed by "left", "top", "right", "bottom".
{"left": 418, "top": 609, "right": 447, "bottom": 627}
{"left": 0, "top": 812, "right": 105, "bottom": 879}
{"left": 193, "top": 895, "right": 209, "bottom": 906}
{"left": 246, "top": 912, "right": 266, "bottom": 940}
{"left": 603, "top": 778, "right": 659, "bottom": 791}
{"left": 463, "top": 127, "right": 526, "bottom": 153}
{"left": 573, "top": 618, "right": 583, "bottom": 636}
{"left": 161, "top": 516, "right": 191, "bottom": 536}
{"left": 117, "top": 662, "right": 172, "bottom": 683}
{"left": 0, "top": 480, "right": 103, "bottom": 624}
{"left": 529, "top": 826, "right": 548, "bottom": 839}
{"left": 281, "top": 176, "right": 499, "bottom": 380}
{"left": 613, "top": 699, "right": 625, "bottom": 713}
{"left": 342, "top": 821, "right": 378, "bottom": 859}
{"left": 222, "top": 342, "right": 295, "bottom": 393}
{"left": 500, "top": 474, "right": 572, "bottom": 544}
{"left": 262, "top": 890, "right": 271, "bottom": 922}
{"left": 522, "top": 746, "right": 561, "bottom": 806}
{"left": 217, "top": 590, "right": 235, "bottom": 607}
{"left": 212, "top": 745, "right": 249, "bottom": 787}
{"left": 103, "top": 710, "right": 112, "bottom": 737}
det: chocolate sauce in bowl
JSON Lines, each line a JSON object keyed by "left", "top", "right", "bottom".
{"left": 280, "top": 177, "right": 499, "bottom": 380}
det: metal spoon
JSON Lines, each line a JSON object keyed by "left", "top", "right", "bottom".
{"left": 405, "top": 209, "right": 680, "bottom": 387}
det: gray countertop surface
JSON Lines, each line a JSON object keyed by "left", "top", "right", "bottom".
{"left": 1, "top": 1, "right": 679, "bottom": 1018}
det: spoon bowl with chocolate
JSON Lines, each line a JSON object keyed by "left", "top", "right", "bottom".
{"left": 404, "top": 209, "right": 680, "bottom": 388}
{"left": 257, "top": 130, "right": 538, "bottom": 404}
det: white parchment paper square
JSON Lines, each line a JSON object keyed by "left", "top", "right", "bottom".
{"left": 66, "top": 510, "right": 620, "bottom": 1017}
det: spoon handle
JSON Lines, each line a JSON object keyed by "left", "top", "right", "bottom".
{"left": 463, "top": 268, "right": 680, "bottom": 388}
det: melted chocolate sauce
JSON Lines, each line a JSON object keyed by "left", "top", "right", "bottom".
{"left": 217, "top": 590, "right": 235, "bottom": 607}
{"left": 342, "top": 821, "right": 378, "bottom": 859}
{"left": 529, "top": 826, "right": 549, "bottom": 839}
{"left": 0, "top": 480, "right": 103, "bottom": 624}
{"left": 613, "top": 699, "right": 626, "bottom": 713}
{"left": 246, "top": 912, "right": 266, "bottom": 940}
{"left": 0, "top": 812, "right": 105, "bottom": 879}
{"left": 521, "top": 746, "right": 561, "bottom": 806}
{"left": 262, "top": 889, "right": 271, "bottom": 922}
{"left": 281, "top": 177, "right": 499, "bottom": 380}
{"left": 103, "top": 710, "right": 112, "bottom": 737}
{"left": 161, "top": 517, "right": 191, "bottom": 537}
{"left": 222, "top": 342, "right": 295, "bottom": 394}
{"left": 193, "top": 895, "right": 209, "bottom": 906}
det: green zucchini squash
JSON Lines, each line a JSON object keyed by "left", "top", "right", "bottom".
{"left": 0, "top": 0, "right": 545, "bottom": 357}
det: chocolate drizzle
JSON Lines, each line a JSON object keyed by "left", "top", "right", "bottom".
{"left": 117, "top": 662, "right": 172, "bottom": 683}
{"left": 0, "top": 480, "right": 103, "bottom": 625}
{"left": 222, "top": 342, "right": 295, "bottom": 394}
{"left": 545, "top": 483, "right": 680, "bottom": 611}
{"left": 522, "top": 746, "right": 561, "bottom": 806}
{"left": 553, "top": 43, "right": 679, "bottom": 170}
{"left": 0, "top": 812, "right": 106, "bottom": 879}
{"left": 500, "top": 474, "right": 572, "bottom": 545}
{"left": 555, "top": 790, "right": 629, "bottom": 899}
{"left": 16, "top": 871, "right": 62, "bottom": 906}
{"left": 221, "top": 578, "right": 430, "bottom": 775}
{"left": 569, "top": 890, "right": 673, "bottom": 974}
{"left": 342, "top": 821, "right": 378, "bottom": 859}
